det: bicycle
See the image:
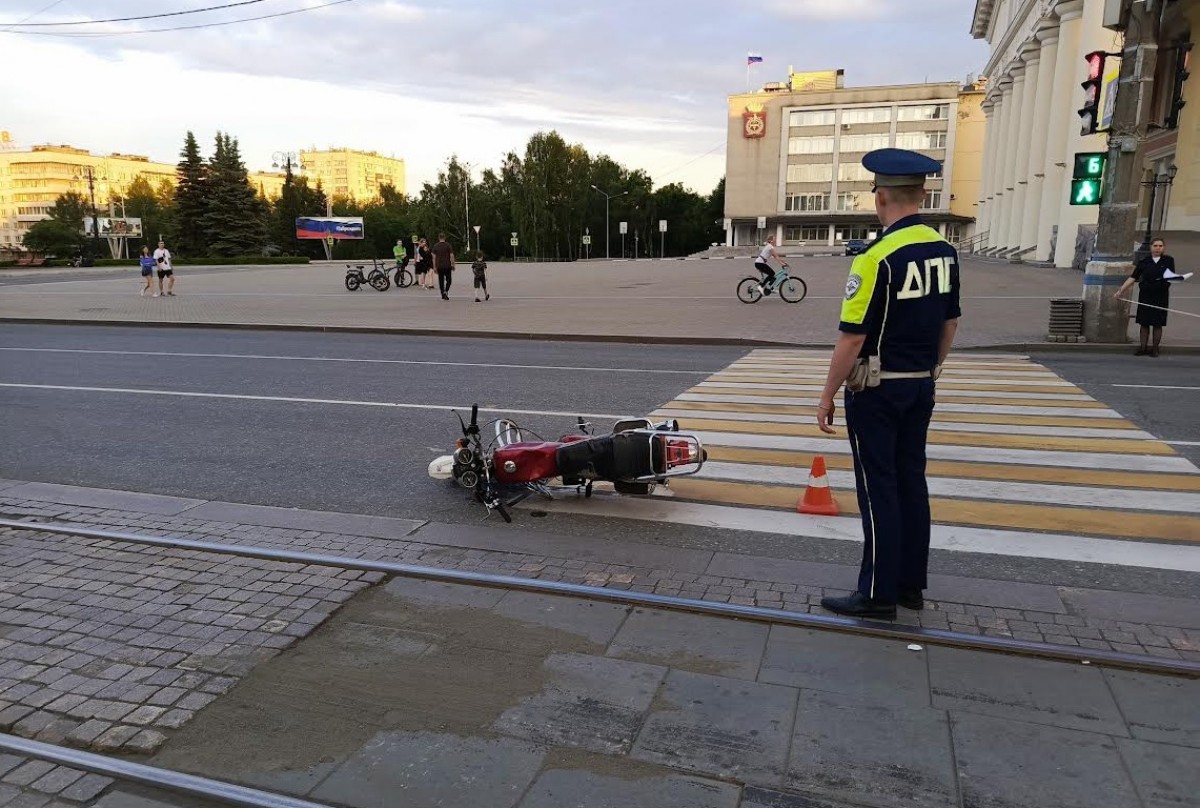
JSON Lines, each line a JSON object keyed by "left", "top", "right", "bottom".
{"left": 391, "top": 256, "right": 415, "bottom": 290}
{"left": 736, "top": 263, "right": 807, "bottom": 304}
{"left": 345, "top": 260, "right": 391, "bottom": 292}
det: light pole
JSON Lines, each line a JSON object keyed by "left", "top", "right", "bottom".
{"left": 590, "top": 185, "right": 627, "bottom": 260}
{"left": 74, "top": 166, "right": 103, "bottom": 261}
{"left": 272, "top": 151, "right": 300, "bottom": 253}
{"left": 1136, "top": 164, "right": 1177, "bottom": 261}
{"left": 463, "top": 162, "right": 471, "bottom": 252}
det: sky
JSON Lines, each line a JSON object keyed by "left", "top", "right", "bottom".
{"left": 0, "top": 0, "right": 989, "bottom": 196}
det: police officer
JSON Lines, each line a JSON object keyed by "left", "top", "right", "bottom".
{"left": 815, "top": 148, "right": 961, "bottom": 619}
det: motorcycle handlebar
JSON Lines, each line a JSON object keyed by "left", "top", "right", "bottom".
{"left": 471, "top": 404, "right": 479, "bottom": 428}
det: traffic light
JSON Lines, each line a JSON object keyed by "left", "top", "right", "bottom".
{"left": 1069, "top": 151, "right": 1106, "bottom": 206}
{"left": 1079, "top": 50, "right": 1106, "bottom": 136}
{"left": 1166, "top": 43, "right": 1192, "bottom": 129}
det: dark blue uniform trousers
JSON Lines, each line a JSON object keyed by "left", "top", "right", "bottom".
{"left": 844, "top": 378, "right": 936, "bottom": 604}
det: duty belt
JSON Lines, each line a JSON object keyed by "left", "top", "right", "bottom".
{"left": 878, "top": 370, "right": 932, "bottom": 380}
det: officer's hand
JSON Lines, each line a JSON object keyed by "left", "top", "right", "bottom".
{"left": 817, "top": 400, "right": 836, "bottom": 434}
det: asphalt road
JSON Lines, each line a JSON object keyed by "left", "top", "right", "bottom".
{"left": 1, "top": 323, "right": 1196, "bottom": 595}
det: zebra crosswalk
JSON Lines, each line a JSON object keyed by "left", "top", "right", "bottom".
{"left": 535, "top": 349, "right": 1200, "bottom": 573}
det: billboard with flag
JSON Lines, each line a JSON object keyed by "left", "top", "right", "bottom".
{"left": 295, "top": 216, "right": 364, "bottom": 240}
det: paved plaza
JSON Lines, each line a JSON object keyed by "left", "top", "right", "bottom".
{"left": 3, "top": 258, "right": 1197, "bottom": 348}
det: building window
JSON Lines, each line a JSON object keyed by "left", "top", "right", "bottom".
{"left": 835, "top": 226, "right": 874, "bottom": 242}
{"left": 897, "top": 104, "right": 950, "bottom": 121}
{"left": 837, "top": 192, "right": 875, "bottom": 211}
{"left": 785, "top": 163, "right": 834, "bottom": 182}
{"left": 839, "top": 133, "right": 891, "bottom": 152}
{"left": 841, "top": 106, "right": 891, "bottom": 124}
{"left": 921, "top": 191, "right": 944, "bottom": 209}
{"left": 895, "top": 131, "right": 947, "bottom": 150}
{"left": 789, "top": 110, "right": 836, "bottom": 127}
{"left": 788, "top": 136, "right": 835, "bottom": 154}
{"left": 784, "top": 225, "right": 829, "bottom": 242}
{"left": 784, "top": 193, "right": 830, "bottom": 212}
{"left": 837, "top": 162, "right": 874, "bottom": 182}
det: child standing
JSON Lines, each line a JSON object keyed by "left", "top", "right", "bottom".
{"left": 472, "top": 252, "right": 490, "bottom": 302}
{"left": 138, "top": 246, "right": 155, "bottom": 296}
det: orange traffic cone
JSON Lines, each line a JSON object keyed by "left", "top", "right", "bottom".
{"left": 798, "top": 455, "right": 839, "bottom": 516}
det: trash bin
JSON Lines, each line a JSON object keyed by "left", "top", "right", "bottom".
{"left": 1047, "top": 298, "right": 1084, "bottom": 342}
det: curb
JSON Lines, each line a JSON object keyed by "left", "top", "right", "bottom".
{"left": 4, "top": 317, "right": 1198, "bottom": 354}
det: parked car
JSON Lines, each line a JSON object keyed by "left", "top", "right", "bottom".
{"left": 844, "top": 239, "right": 868, "bottom": 256}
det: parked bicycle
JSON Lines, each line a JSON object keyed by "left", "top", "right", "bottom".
{"left": 345, "top": 260, "right": 390, "bottom": 292}
{"left": 736, "top": 263, "right": 807, "bottom": 304}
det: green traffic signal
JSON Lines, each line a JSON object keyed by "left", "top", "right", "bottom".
{"left": 1070, "top": 179, "right": 1102, "bottom": 206}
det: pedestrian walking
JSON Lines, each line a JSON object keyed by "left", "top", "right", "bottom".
{"left": 416, "top": 238, "right": 433, "bottom": 290}
{"left": 430, "top": 232, "right": 455, "bottom": 300}
{"left": 472, "top": 252, "right": 490, "bottom": 302}
{"left": 1113, "top": 238, "right": 1175, "bottom": 356}
{"left": 137, "top": 246, "right": 155, "bottom": 296}
{"left": 815, "top": 148, "right": 961, "bottom": 620}
{"left": 152, "top": 239, "right": 175, "bottom": 297}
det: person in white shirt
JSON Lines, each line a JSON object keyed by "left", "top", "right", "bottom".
{"left": 152, "top": 240, "right": 175, "bottom": 297}
{"left": 753, "top": 235, "right": 788, "bottom": 295}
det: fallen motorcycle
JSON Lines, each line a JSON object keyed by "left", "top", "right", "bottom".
{"left": 429, "top": 404, "right": 706, "bottom": 522}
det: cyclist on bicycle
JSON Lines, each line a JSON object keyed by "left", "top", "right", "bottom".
{"left": 753, "top": 235, "right": 788, "bottom": 295}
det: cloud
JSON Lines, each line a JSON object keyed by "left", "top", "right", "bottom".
{"left": 0, "top": 0, "right": 989, "bottom": 194}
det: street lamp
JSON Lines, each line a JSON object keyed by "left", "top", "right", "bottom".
{"left": 1137, "top": 163, "right": 1178, "bottom": 260}
{"left": 74, "top": 166, "right": 103, "bottom": 261}
{"left": 590, "top": 185, "right": 628, "bottom": 260}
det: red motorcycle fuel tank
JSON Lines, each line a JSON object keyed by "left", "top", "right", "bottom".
{"left": 493, "top": 442, "right": 563, "bottom": 483}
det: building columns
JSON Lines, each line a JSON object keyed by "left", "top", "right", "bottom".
{"left": 977, "top": 101, "right": 996, "bottom": 238}
{"left": 1020, "top": 25, "right": 1060, "bottom": 255}
{"left": 986, "top": 80, "right": 1013, "bottom": 249}
{"left": 995, "top": 67, "right": 1026, "bottom": 251}
{"left": 1007, "top": 45, "right": 1042, "bottom": 250}
{"left": 1035, "top": 0, "right": 1086, "bottom": 262}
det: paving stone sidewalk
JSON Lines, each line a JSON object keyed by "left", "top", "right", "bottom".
{"left": 3, "top": 491, "right": 1197, "bottom": 664}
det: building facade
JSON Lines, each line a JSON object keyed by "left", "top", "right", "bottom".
{"left": 723, "top": 71, "right": 985, "bottom": 249}
{"left": 0, "top": 133, "right": 176, "bottom": 248}
{"left": 298, "top": 148, "right": 406, "bottom": 200}
{"left": 971, "top": 0, "right": 1196, "bottom": 268}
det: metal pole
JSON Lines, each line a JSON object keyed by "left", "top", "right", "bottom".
{"left": 1139, "top": 178, "right": 1159, "bottom": 257}
{"left": 605, "top": 196, "right": 611, "bottom": 260}
{"left": 87, "top": 168, "right": 101, "bottom": 258}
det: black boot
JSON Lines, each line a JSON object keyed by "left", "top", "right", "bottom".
{"left": 820, "top": 592, "right": 896, "bottom": 619}
{"left": 898, "top": 588, "right": 925, "bottom": 610}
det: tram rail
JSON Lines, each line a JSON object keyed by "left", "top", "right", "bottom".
{"left": 3, "top": 517, "right": 1197, "bottom": 677}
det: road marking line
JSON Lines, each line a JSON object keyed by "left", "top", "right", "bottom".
{"left": 677, "top": 393, "right": 1121, "bottom": 417}
{"left": 651, "top": 409, "right": 1154, "bottom": 439}
{"left": 712, "top": 374, "right": 1079, "bottom": 390}
{"left": 656, "top": 401, "right": 1137, "bottom": 429}
{"left": 1111, "top": 384, "right": 1200, "bottom": 391}
{"left": 528, "top": 498, "right": 1200, "bottom": 573}
{"left": 1166, "top": 440, "right": 1200, "bottom": 446}
{"left": 666, "top": 478, "right": 1200, "bottom": 542}
{"left": 0, "top": 382, "right": 631, "bottom": 421}
{"left": 690, "top": 430, "right": 1198, "bottom": 473}
{"left": 698, "top": 460, "right": 1200, "bottom": 515}
{"left": 705, "top": 446, "right": 1200, "bottom": 491}
{"left": 697, "top": 382, "right": 1093, "bottom": 402}
{"left": 671, "top": 418, "right": 1175, "bottom": 454}
{"left": 0, "top": 347, "right": 708, "bottom": 376}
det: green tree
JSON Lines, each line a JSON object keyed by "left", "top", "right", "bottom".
{"left": 200, "top": 133, "right": 266, "bottom": 256}
{"left": 122, "top": 176, "right": 176, "bottom": 253}
{"left": 271, "top": 166, "right": 329, "bottom": 258}
{"left": 21, "top": 219, "right": 83, "bottom": 257}
{"left": 171, "top": 132, "right": 208, "bottom": 256}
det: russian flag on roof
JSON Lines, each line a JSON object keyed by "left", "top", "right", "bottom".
{"left": 747, "top": 52, "right": 763, "bottom": 65}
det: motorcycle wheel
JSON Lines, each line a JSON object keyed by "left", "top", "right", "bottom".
{"left": 368, "top": 271, "right": 390, "bottom": 292}
{"left": 396, "top": 268, "right": 414, "bottom": 288}
{"left": 345, "top": 275, "right": 360, "bottom": 291}
{"left": 736, "top": 278, "right": 764, "bottom": 304}
{"left": 779, "top": 277, "right": 808, "bottom": 303}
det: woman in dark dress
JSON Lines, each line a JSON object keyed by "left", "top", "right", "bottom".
{"left": 1114, "top": 238, "right": 1174, "bottom": 356}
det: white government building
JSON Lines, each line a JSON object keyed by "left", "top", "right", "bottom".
{"left": 972, "top": 0, "right": 1126, "bottom": 267}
